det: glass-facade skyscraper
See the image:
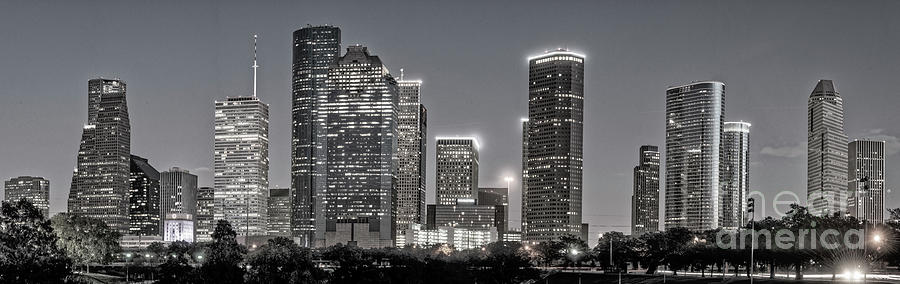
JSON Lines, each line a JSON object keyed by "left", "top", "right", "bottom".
{"left": 69, "top": 78, "right": 131, "bottom": 234}
{"left": 395, "top": 75, "right": 427, "bottom": 244}
{"left": 720, "top": 122, "right": 750, "bottom": 230}
{"left": 664, "top": 81, "right": 725, "bottom": 231}
{"left": 523, "top": 49, "right": 584, "bottom": 242}
{"left": 291, "top": 25, "right": 341, "bottom": 245}
{"left": 316, "top": 45, "right": 398, "bottom": 248}
{"left": 129, "top": 155, "right": 160, "bottom": 236}
{"left": 807, "top": 80, "right": 849, "bottom": 216}
{"left": 632, "top": 145, "right": 659, "bottom": 235}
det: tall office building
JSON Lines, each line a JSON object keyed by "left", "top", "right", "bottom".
{"left": 719, "top": 121, "right": 750, "bottom": 230}
{"left": 848, "top": 139, "right": 885, "bottom": 224}
{"left": 129, "top": 156, "right": 160, "bottom": 236}
{"left": 4, "top": 176, "right": 50, "bottom": 217}
{"left": 523, "top": 49, "right": 584, "bottom": 242}
{"left": 268, "top": 188, "right": 292, "bottom": 237}
{"left": 807, "top": 80, "right": 849, "bottom": 216}
{"left": 395, "top": 72, "right": 427, "bottom": 245}
{"left": 315, "top": 45, "right": 398, "bottom": 248}
{"left": 520, "top": 118, "right": 529, "bottom": 233}
{"left": 664, "top": 81, "right": 725, "bottom": 231}
{"left": 478, "top": 187, "right": 508, "bottom": 233}
{"left": 631, "top": 145, "right": 659, "bottom": 235}
{"left": 214, "top": 36, "right": 270, "bottom": 237}
{"left": 436, "top": 138, "right": 479, "bottom": 205}
{"left": 720, "top": 122, "right": 751, "bottom": 230}
{"left": 160, "top": 168, "right": 198, "bottom": 218}
{"left": 195, "top": 186, "right": 215, "bottom": 242}
{"left": 291, "top": 25, "right": 341, "bottom": 245}
{"left": 69, "top": 78, "right": 131, "bottom": 233}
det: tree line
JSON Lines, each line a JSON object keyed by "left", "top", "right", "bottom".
{"left": 4, "top": 198, "right": 900, "bottom": 283}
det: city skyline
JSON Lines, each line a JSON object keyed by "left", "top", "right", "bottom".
{"left": 4, "top": 1, "right": 900, "bottom": 242}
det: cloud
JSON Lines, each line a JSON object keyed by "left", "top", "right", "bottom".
{"left": 761, "top": 143, "right": 806, "bottom": 158}
{"left": 854, "top": 129, "right": 900, "bottom": 156}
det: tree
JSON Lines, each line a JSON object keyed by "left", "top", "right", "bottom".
{"left": 0, "top": 199, "right": 71, "bottom": 283}
{"left": 158, "top": 241, "right": 201, "bottom": 284}
{"left": 50, "top": 213, "right": 120, "bottom": 272}
{"left": 200, "top": 220, "right": 246, "bottom": 284}
{"left": 533, "top": 240, "right": 566, "bottom": 267}
{"left": 471, "top": 241, "right": 539, "bottom": 284}
{"left": 322, "top": 243, "right": 378, "bottom": 283}
{"left": 245, "top": 237, "right": 326, "bottom": 284}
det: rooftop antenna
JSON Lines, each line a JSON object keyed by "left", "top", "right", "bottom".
{"left": 400, "top": 68, "right": 405, "bottom": 81}
{"left": 251, "top": 34, "right": 259, "bottom": 98}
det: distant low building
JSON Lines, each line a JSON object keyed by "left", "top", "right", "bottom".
{"left": 501, "top": 231, "right": 522, "bottom": 243}
{"left": 405, "top": 224, "right": 497, "bottom": 250}
{"left": 164, "top": 213, "right": 194, "bottom": 243}
{"left": 324, "top": 218, "right": 394, "bottom": 248}
{"left": 4, "top": 176, "right": 50, "bottom": 217}
{"left": 120, "top": 235, "right": 165, "bottom": 250}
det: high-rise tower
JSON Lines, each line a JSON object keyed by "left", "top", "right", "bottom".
{"left": 807, "top": 80, "right": 849, "bottom": 216}
{"left": 160, "top": 168, "right": 198, "bottom": 219}
{"left": 523, "top": 49, "right": 584, "bottom": 242}
{"left": 315, "top": 45, "right": 398, "bottom": 248}
{"left": 395, "top": 72, "right": 427, "bottom": 244}
{"left": 69, "top": 78, "right": 131, "bottom": 234}
{"left": 632, "top": 145, "right": 660, "bottom": 235}
{"left": 848, "top": 139, "right": 885, "bottom": 224}
{"left": 128, "top": 155, "right": 160, "bottom": 236}
{"left": 214, "top": 35, "right": 270, "bottom": 237}
{"left": 720, "top": 122, "right": 750, "bottom": 230}
{"left": 435, "top": 138, "right": 479, "bottom": 205}
{"left": 664, "top": 81, "right": 725, "bottom": 231}
{"left": 291, "top": 25, "right": 341, "bottom": 245}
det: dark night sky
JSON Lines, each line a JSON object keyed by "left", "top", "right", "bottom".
{"left": 2, "top": 0, "right": 899, "bottom": 244}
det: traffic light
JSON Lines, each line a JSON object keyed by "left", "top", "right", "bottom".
{"left": 747, "top": 198, "right": 755, "bottom": 213}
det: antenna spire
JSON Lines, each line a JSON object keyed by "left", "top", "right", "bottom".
{"left": 400, "top": 68, "right": 404, "bottom": 81}
{"left": 252, "top": 34, "right": 259, "bottom": 98}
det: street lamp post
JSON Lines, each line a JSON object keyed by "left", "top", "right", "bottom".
{"left": 748, "top": 198, "right": 755, "bottom": 284}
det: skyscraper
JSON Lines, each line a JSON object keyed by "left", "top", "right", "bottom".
{"left": 316, "top": 45, "right": 398, "bottom": 248}
{"left": 69, "top": 78, "right": 131, "bottom": 234}
{"left": 807, "top": 80, "right": 849, "bottom": 216}
{"left": 435, "top": 138, "right": 479, "bottom": 205}
{"left": 4, "top": 176, "right": 50, "bottom": 217}
{"left": 291, "top": 25, "right": 341, "bottom": 245}
{"left": 848, "top": 139, "right": 885, "bottom": 224}
{"left": 520, "top": 118, "right": 528, "bottom": 233}
{"left": 632, "top": 145, "right": 659, "bottom": 235}
{"left": 129, "top": 155, "right": 160, "bottom": 236}
{"left": 720, "top": 122, "right": 750, "bottom": 230}
{"left": 523, "top": 49, "right": 584, "bottom": 242}
{"left": 195, "top": 186, "right": 215, "bottom": 242}
{"left": 214, "top": 36, "right": 270, "bottom": 237}
{"left": 160, "top": 168, "right": 198, "bottom": 219}
{"left": 395, "top": 72, "right": 427, "bottom": 245}
{"left": 664, "top": 81, "right": 725, "bottom": 231}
